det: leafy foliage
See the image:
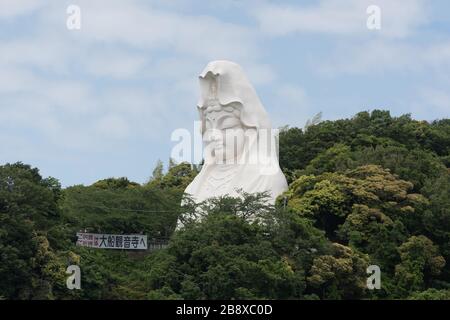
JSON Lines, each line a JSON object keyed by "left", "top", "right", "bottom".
{"left": 1, "top": 110, "right": 449, "bottom": 300}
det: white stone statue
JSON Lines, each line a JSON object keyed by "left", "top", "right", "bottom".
{"left": 179, "top": 60, "right": 288, "bottom": 223}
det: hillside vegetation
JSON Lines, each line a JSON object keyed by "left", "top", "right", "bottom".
{"left": 1, "top": 110, "right": 449, "bottom": 299}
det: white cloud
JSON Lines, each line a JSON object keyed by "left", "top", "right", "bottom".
{"left": 83, "top": 50, "right": 149, "bottom": 79}
{"left": 254, "top": 0, "right": 428, "bottom": 38}
{"left": 316, "top": 39, "right": 418, "bottom": 75}
{"left": 0, "top": 0, "right": 274, "bottom": 161}
{"left": 0, "top": 0, "right": 43, "bottom": 19}
{"left": 63, "top": 0, "right": 259, "bottom": 62}
{"left": 315, "top": 38, "right": 450, "bottom": 76}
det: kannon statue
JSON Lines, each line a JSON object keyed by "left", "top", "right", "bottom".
{"left": 183, "top": 60, "right": 288, "bottom": 205}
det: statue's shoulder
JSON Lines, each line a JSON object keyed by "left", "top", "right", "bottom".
{"left": 184, "top": 167, "right": 206, "bottom": 194}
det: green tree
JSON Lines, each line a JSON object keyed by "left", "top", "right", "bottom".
{"left": 395, "top": 235, "right": 446, "bottom": 296}
{"left": 0, "top": 163, "right": 68, "bottom": 299}
{"left": 307, "top": 243, "right": 369, "bottom": 299}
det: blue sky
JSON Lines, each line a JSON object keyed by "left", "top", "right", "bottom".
{"left": 1, "top": 0, "right": 449, "bottom": 186}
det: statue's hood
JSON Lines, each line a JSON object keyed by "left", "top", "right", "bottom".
{"left": 197, "top": 60, "right": 272, "bottom": 132}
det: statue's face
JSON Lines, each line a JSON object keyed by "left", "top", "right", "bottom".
{"left": 203, "top": 102, "right": 245, "bottom": 164}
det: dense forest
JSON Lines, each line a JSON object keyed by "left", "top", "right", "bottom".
{"left": 1, "top": 110, "right": 449, "bottom": 300}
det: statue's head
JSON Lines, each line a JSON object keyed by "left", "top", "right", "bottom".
{"left": 201, "top": 72, "right": 248, "bottom": 163}
{"left": 197, "top": 60, "right": 278, "bottom": 172}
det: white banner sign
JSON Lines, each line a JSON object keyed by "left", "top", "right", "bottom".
{"left": 76, "top": 233, "right": 147, "bottom": 250}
